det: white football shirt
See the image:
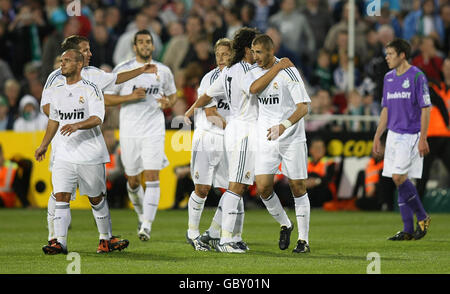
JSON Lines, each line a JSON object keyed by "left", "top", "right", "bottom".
{"left": 47, "top": 79, "right": 109, "bottom": 164}
{"left": 105, "top": 58, "right": 177, "bottom": 138}
{"left": 244, "top": 58, "right": 311, "bottom": 143}
{"left": 206, "top": 61, "right": 258, "bottom": 123}
{"left": 41, "top": 66, "right": 118, "bottom": 110}
{"left": 195, "top": 67, "right": 230, "bottom": 134}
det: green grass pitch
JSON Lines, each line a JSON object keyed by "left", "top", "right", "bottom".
{"left": 1, "top": 208, "right": 449, "bottom": 274}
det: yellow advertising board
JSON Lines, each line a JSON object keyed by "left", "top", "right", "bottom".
{"left": 0, "top": 130, "right": 193, "bottom": 209}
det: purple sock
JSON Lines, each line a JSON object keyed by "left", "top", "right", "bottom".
{"left": 398, "top": 179, "right": 428, "bottom": 222}
{"left": 398, "top": 202, "right": 414, "bottom": 234}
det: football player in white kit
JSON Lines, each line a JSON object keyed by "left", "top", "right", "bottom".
{"left": 41, "top": 35, "right": 156, "bottom": 253}
{"left": 245, "top": 34, "right": 311, "bottom": 253}
{"left": 35, "top": 49, "right": 112, "bottom": 254}
{"left": 105, "top": 30, "right": 177, "bottom": 241}
{"left": 185, "top": 38, "right": 232, "bottom": 251}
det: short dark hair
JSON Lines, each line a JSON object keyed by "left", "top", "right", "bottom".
{"left": 133, "top": 29, "right": 153, "bottom": 45}
{"left": 386, "top": 38, "right": 411, "bottom": 60}
{"left": 61, "top": 35, "right": 89, "bottom": 51}
{"left": 252, "top": 34, "right": 274, "bottom": 51}
{"left": 62, "top": 49, "right": 84, "bottom": 63}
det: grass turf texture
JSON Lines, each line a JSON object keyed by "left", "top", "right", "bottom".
{"left": 1, "top": 208, "right": 449, "bottom": 274}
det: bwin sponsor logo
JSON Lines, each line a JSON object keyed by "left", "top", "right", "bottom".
{"left": 258, "top": 95, "right": 279, "bottom": 105}
{"left": 133, "top": 85, "right": 159, "bottom": 95}
{"left": 59, "top": 109, "right": 85, "bottom": 120}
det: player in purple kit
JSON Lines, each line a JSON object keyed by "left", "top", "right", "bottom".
{"left": 373, "top": 39, "right": 431, "bottom": 241}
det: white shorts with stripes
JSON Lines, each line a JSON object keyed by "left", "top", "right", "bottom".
{"left": 52, "top": 160, "right": 106, "bottom": 198}
{"left": 382, "top": 130, "right": 424, "bottom": 179}
{"left": 224, "top": 120, "right": 257, "bottom": 185}
{"left": 190, "top": 129, "right": 228, "bottom": 189}
{"left": 255, "top": 138, "right": 308, "bottom": 180}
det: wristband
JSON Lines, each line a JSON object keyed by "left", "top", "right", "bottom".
{"left": 281, "top": 119, "right": 292, "bottom": 129}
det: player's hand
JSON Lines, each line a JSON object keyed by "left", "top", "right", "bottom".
{"left": 157, "top": 96, "right": 171, "bottom": 109}
{"left": 276, "top": 58, "right": 294, "bottom": 70}
{"left": 267, "top": 124, "right": 286, "bottom": 141}
{"left": 142, "top": 63, "right": 157, "bottom": 74}
{"left": 60, "top": 123, "right": 79, "bottom": 136}
{"left": 130, "top": 87, "right": 146, "bottom": 101}
{"left": 372, "top": 137, "right": 382, "bottom": 157}
{"left": 34, "top": 145, "right": 48, "bottom": 162}
{"left": 418, "top": 138, "right": 430, "bottom": 157}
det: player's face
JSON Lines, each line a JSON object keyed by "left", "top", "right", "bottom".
{"left": 251, "top": 43, "right": 273, "bottom": 69}
{"left": 215, "top": 45, "right": 231, "bottom": 70}
{"left": 78, "top": 41, "right": 92, "bottom": 67}
{"left": 385, "top": 47, "right": 403, "bottom": 69}
{"left": 134, "top": 34, "right": 154, "bottom": 60}
{"left": 60, "top": 52, "right": 82, "bottom": 77}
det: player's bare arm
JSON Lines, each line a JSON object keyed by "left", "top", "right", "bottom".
{"left": 157, "top": 93, "right": 177, "bottom": 110}
{"left": 373, "top": 107, "right": 388, "bottom": 156}
{"left": 267, "top": 102, "right": 308, "bottom": 141}
{"left": 419, "top": 106, "right": 431, "bottom": 157}
{"left": 205, "top": 106, "right": 227, "bottom": 129}
{"left": 104, "top": 87, "right": 146, "bottom": 106}
{"left": 115, "top": 63, "right": 157, "bottom": 84}
{"left": 35, "top": 119, "right": 59, "bottom": 161}
{"left": 60, "top": 115, "right": 102, "bottom": 136}
{"left": 249, "top": 58, "right": 294, "bottom": 94}
{"left": 184, "top": 93, "right": 213, "bottom": 125}
{"left": 42, "top": 104, "right": 50, "bottom": 117}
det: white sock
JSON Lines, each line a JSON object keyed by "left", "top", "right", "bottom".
{"left": 232, "top": 197, "right": 245, "bottom": 242}
{"left": 127, "top": 182, "right": 144, "bottom": 223}
{"left": 208, "top": 194, "right": 224, "bottom": 238}
{"left": 54, "top": 201, "right": 71, "bottom": 248}
{"left": 294, "top": 193, "right": 310, "bottom": 243}
{"left": 261, "top": 192, "right": 291, "bottom": 228}
{"left": 220, "top": 190, "right": 241, "bottom": 244}
{"left": 142, "top": 181, "right": 160, "bottom": 231}
{"left": 91, "top": 197, "right": 111, "bottom": 240}
{"left": 187, "top": 191, "right": 206, "bottom": 239}
{"left": 47, "top": 193, "right": 56, "bottom": 241}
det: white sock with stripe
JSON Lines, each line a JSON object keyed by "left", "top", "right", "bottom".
{"left": 294, "top": 193, "right": 310, "bottom": 243}
{"left": 261, "top": 192, "right": 292, "bottom": 228}
{"left": 232, "top": 197, "right": 245, "bottom": 242}
{"left": 47, "top": 193, "right": 56, "bottom": 241}
{"left": 220, "top": 190, "right": 241, "bottom": 244}
{"left": 54, "top": 201, "right": 71, "bottom": 248}
{"left": 187, "top": 191, "right": 206, "bottom": 239}
{"left": 127, "top": 182, "right": 144, "bottom": 223}
{"left": 208, "top": 195, "right": 224, "bottom": 239}
{"left": 142, "top": 181, "right": 160, "bottom": 231}
{"left": 91, "top": 197, "right": 111, "bottom": 240}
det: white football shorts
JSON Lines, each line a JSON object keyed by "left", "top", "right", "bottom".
{"left": 190, "top": 129, "right": 228, "bottom": 189}
{"left": 382, "top": 130, "right": 423, "bottom": 179}
{"left": 225, "top": 120, "right": 257, "bottom": 185}
{"left": 120, "top": 136, "right": 169, "bottom": 176}
{"left": 52, "top": 160, "right": 106, "bottom": 198}
{"left": 255, "top": 136, "right": 308, "bottom": 180}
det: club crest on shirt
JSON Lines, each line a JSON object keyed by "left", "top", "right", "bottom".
{"left": 245, "top": 171, "right": 251, "bottom": 180}
{"left": 273, "top": 82, "right": 278, "bottom": 90}
{"left": 195, "top": 171, "right": 199, "bottom": 179}
{"left": 79, "top": 96, "right": 85, "bottom": 104}
{"left": 402, "top": 79, "right": 410, "bottom": 89}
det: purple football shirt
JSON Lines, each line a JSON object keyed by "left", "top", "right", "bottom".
{"left": 382, "top": 66, "right": 431, "bottom": 134}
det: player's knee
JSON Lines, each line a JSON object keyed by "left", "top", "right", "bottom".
{"left": 89, "top": 195, "right": 104, "bottom": 206}
{"left": 256, "top": 184, "right": 273, "bottom": 199}
{"left": 392, "top": 174, "right": 407, "bottom": 187}
{"left": 127, "top": 177, "right": 140, "bottom": 189}
{"left": 195, "top": 185, "right": 210, "bottom": 198}
{"left": 290, "top": 180, "right": 306, "bottom": 196}
{"left": 54, "top": 193, "right": 71, "bottom": 203}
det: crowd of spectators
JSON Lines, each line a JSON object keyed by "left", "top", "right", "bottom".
{"left": 0, "top": 0, "right": 449, "bottom": 133}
